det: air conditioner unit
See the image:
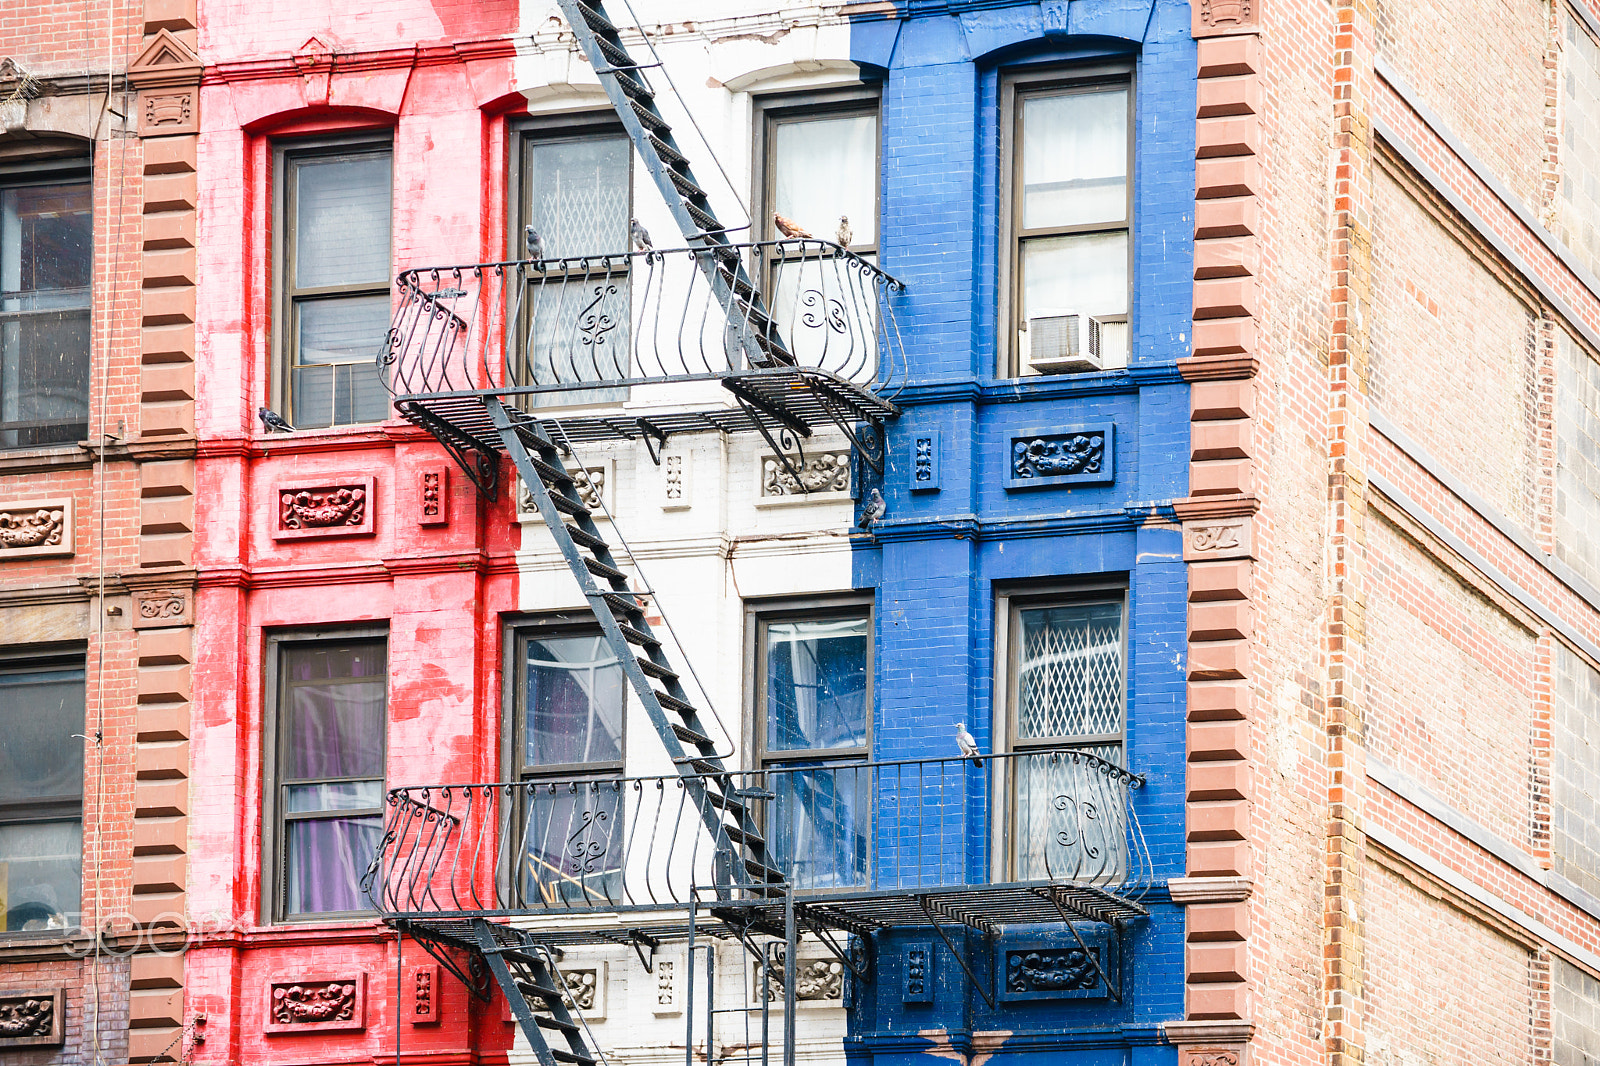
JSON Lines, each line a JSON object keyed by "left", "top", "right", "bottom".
{"left": 1024, "top": 311, "right": 1104, "bottom": 373}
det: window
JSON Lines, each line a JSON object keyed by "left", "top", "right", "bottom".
{"left": 1002, "top": 71, "right": 1132, "bottom": 376}
{"left": 512, "top": 120, "right": 632, "bottom": 405}
{"left": 266, "top": 635, "right": 386, "bottom": 920}
{"left": 1, "top": 162, "right": 91, "bottom": 448}
{"left": 998, "top": 590, "right": 1127, "bottom": 881}
{"left": 0, "top": 651, "right": 84, "bottom": 932}
{"left": 749, "top": 597, "right": 872, "bottom": 889}
{"left": 277, "top": 139, "right": 392, "bottom": 429}
{"left": 755, "top": 91, "right": 880, "bottom": 372}
{"left": 510, "top": 623, "right": 626, "bottom": 906}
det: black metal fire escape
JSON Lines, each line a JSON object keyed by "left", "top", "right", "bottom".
{"left": 370, "top": 6, "right": 1151, "bottom": 1066}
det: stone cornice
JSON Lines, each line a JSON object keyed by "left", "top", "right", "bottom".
{"left": 1172, "top": 494, "right": 1259, "bottom": 521}
{"left": 1162, "top": 1021, "right": 1256, "bottom": 1045}
{"left": 1167, "top": 876, "right": 1253, "bottom": 904}
{"left": 1178, "top": 355, "right": 1259, "bottom": 382}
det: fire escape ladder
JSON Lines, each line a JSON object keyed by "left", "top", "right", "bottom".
{"left": 553, "top": 0, "right": 791, "bottom": 369}
{"left": 471, "top": 919, "right": 603, "bottom": 1066}
{"left": 486, "top": 398, "right": 784, "bottom": 893}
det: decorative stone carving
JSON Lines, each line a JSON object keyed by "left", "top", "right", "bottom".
{"left": 132, "top": 587, "right": 192, "bottom": 629}
{"left": 530, "top": 963, "right": 606, "bottom": 1021}
{"left": 409, "top": 965, "right": 440, "bottom": 1025}
{"left": 418, "top": 465, "right": 448, "bottom": 527}
{"left": 0, "top": 58, "right": 40, "bottom": 101}
{"left": 661, "top": 453, "right": 690, "bottom": 511}
{"left": 756, "top": 948, "right": 845, "bottom": 1005}
{"left": 0, "top": 498, "right": 72, "bottom": 560}
{"left": 1184, "top": 1050, "right": 1243, "bottom": 1066}
{"left": 997, "top": 930, "right": 1114, "bottom": 1001}
{"left": 144, "top": 92, "right": 193, "bottom": 129}
{"left": 903, "top": 942, "right": 933, "bottom": 1004}
{"left": 127, "top": 29, "right": 203, "bottom": 135}
{"left": 0, "top": 989, "right": 63, "bottom": 1048}
{"left": 264, "top": 975, "right": 366, "bottom": 1034}
{"left": 1199, "top": 0, "right": 1251, "bottom": 27}
{"left": 273, "top": 477, "right": 375, "bottom": 540}
{"left": 760, "top": 451, "right": 850, "bottom": 498}
{"left": 652, "top": 959, "right": 680, "bottom": 1015}
{"left": 518, "top": 462, "right": 609, "bottom": 520}
{"left": 1005, "top": 425, "right": 1115, "bottom": 490}
{"left": 910, "top": 432, "right": 941, "bottom": 493}
{"left": 1183, "top": 516, "right": 1253, "bottom": 561}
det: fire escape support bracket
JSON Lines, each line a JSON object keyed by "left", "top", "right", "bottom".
{"left": 396, "top": 919, "right": 494, "bottom": 1003}
{"left": 722, "top": 381, "right": 809, "bottom": 486}
{"left": 399, "top": 400, "right": 501, "bottom": 499}
{"left": 805, "top": 919, "right": 871, "bottom": 983}
{"left": 916, "top": 896, "right": 996, "bottom": 1010}
{"left": 808, "top": 383, "right": 888, "bottom": 475}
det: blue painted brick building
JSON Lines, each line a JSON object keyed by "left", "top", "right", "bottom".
{"left": 847, "top": 1, "right": 1193, "bottom": 1061}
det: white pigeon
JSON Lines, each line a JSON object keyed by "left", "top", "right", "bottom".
{"left": 955, "top": 722, "right": 982, "bottom": 767}
{"left": 836, "top": 214, "right": 852, "bottom": 247}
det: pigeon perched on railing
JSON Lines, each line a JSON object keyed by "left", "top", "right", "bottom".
{"left": 773, "top": 213, "right": 812, "bottom": 239}
{"left": 524, "top": 225, "right": 545, "bottom": 262}
{"left": 258, "top": 407, "right": 293, "bottom": 433}
{"left": 631, "top": 218, "right": 652, "bottom": 252}
{"left": 955, "top": 723, "right": 983, "bottom": 767}
{"left": 859, "top": 487, "right": 886, "bottom": 528}
{"left": 836, "top": 215, "right": 852, "bottom": 247}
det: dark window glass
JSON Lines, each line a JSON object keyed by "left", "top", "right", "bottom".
{"left": 0, "top": 660, "right": 85, "bottom": 931}
{"left": 755, "top": 606, "right": 871, "bottom": 890}
{"left": 0, "top": 179, "right": 91, "bottom": 448}
{"left": 275, "top": 639, "right": 386, "bottom": 918}
{"left": 282, "top": 145, "right": 392, "bottom": 429}
{"left": 513, "top": 627, "right": 626, "bottom": 907}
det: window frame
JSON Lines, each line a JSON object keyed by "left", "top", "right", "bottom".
{"left": 997, "top": 62, "right": 1135, "bottom": 379}
{"left": 0, "top": 643, "right": 86, "bottom": 937}
{"left": 505, "top": 614, "right": 629, "bottom": 783}
{"left": 506, "top": 111, "right": 635, "bottom": 410}
{"left": 271, "top": 132, "right": 394, "bottom": 430}
{"left": 752, "top": 85, "right": 883, "bottom": 254}
{"left": 261, "top": 626, "right": 389, "bottom": 925}
{"left": 991, "top": 581, "right": 1129, "bottom": 881}
{"left": 744, "top": 592, "right": 875, "bottom": 769}
{"left": 0, "top": 153, "right": 93, "bottom": 451}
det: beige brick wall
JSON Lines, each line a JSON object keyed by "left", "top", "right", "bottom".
{"left": 1558, "top": 10, "right": 1600, "bottom": 280}
{"left": 1369, "top": 165, "right": 1541, "bottom": 533}
{"left": 1555, "top": 956, "right": 1600, "bottom": 1065}
{"left": 1366, "top": 860, "right": 1535, "bottom": 1063}
{"left": 1554, "top": 642, "right": 1600, "bottom": 897}
{"left": 1556, "top": 330, "right": 1600, "bottom": 588}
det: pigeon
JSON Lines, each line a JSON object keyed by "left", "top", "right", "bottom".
{"left": 258, "top": 407, "right": 293, "bottom": 433}
{"left": 859, "top": 487, "right": 886, "bottom": 528}
{"left": 835, "top": 215, "right": 852, "bottom": 247}
{"left": 631, "top": 218, "right": 653, "bottom": 252}
{"left": 524, "top": 225, "right": 545, "bottom": 262}
{"left": 955, "top": 723, "right": 983, "bottom": 767}
{"left": 773, "top": 213, "right": 812, "bottom": 239}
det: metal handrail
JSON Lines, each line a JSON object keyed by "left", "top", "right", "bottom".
{"left": 363, "top": 747, "right": 1150, "bottom": 918}
{"left": 380, "top": 239, "right": 908, "bottom": 402}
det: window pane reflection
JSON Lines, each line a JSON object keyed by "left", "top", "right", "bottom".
{"left": 764, "top": 616, "right": 869, "bottom": 753}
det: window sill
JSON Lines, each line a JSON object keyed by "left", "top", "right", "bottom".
{"left": 0, "top": 442, "right": 94, "bottom": 475}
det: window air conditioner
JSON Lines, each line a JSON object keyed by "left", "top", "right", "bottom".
{"left": 1024, "top": 311, "right": 1104, "bottom": 374}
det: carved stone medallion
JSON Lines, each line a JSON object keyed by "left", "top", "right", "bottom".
{"left": 1004, "top": 425, "right": 1115, "bottom": 490}
{"left": 272, "top": 477, "right": 376, "bottom": 540}
{"left": 0, "top": 989, "right": 64, "bottom": 1048}
{"left": 997, "top": 928, "right": 1115, "bottom": 1000}
{"left": 760, "top": 451, "right": 851, "bottom": 499}
{"left": 263, "top": 974, "right": 366, "bottom": 1034}
{"left": 0, "top": 498, "right": 72, "bottom": 560}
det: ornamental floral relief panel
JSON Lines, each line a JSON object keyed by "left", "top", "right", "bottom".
{"left": 272, "top": 477, "right": 376, "bottom": 540}
{"left": 0, "top": 498, "right": 72, "bottom": 560}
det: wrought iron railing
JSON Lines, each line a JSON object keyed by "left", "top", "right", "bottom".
{"left": 364, "top": 748, "right": 1149, "bottom": 918}
{"left": 381, "top": 240, "right": 907, "bottom": 400}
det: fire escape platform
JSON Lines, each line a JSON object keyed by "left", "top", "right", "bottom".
{"left": 394, "top": 365, "right": 899, "bottom": 450}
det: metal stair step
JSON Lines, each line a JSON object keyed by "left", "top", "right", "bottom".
{"left": 584, "top": 556, "right": 627, "bottom": 582}
{"left": 684, "top": 201, "right": 725, "bottom": 233}
{"left": 666, "top": 167, "right": 707, "bottom": 201}
{"left": 647, "top": 134, "right": 687, "bottom": 168}
{"left": 572, "top": 0, "right": 617, "bottom": 35}
{"left": 686, "top": 755, "right": 722, "bottom": 773}
{"left": 744, "top": 858, "right": 786, "bottom": 882}
{"left": 552, "top": 1050, "right": 597, "bottom": 1066}
{"left": 594, "top": 34, "right": 633, "bottom": 69}
{"left": 617, "top": 621, "right": 661, "bottom": 647}
{"left": 724, "top": 823, "right": 766, "bottom": 849}
{"left": 636, "top": 656, "right": 677, "bottom": 682}
{"left": 628, "top": 99, "right": 670, "bottom": 136}
{"left": 535, "top": 1014, "right": 581, "bottom": 1035}
{"left": 707, "top": 791, "right": 746, "bottom": 817}
{"left": 564, "top": 524, "right": 609, "bottom": 552}
{"left": 614, "top": 71, "right": 654, "bottom": 103}
{"left": 516, "top": 979, "right": 564, "bottom": 1002}
{"left": 525, "top": 454, "right": 574, "bottom": 486}
{"left": 601, "top": 591, "right": 644, "bottom": 616}
{"left": 549, "top": 492, "right": 592, "bottom": 518}
{"left": 670, "top": 721, "right": 711, "bottom": 746}
{"left": 655, "top": 689, "right": 696, "bottom": 715}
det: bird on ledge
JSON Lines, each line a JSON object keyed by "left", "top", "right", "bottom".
{"left": 773, "top": 213, "right": 812, "bottom": 239}
{"left": 258, "top": 407, "right": 293, "bottom": 433}
{"left": 955, "top": 722, "right": 983, "bottom": 767}
{"left": 836, "top": 215, "right": 852, "bottom": 247}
